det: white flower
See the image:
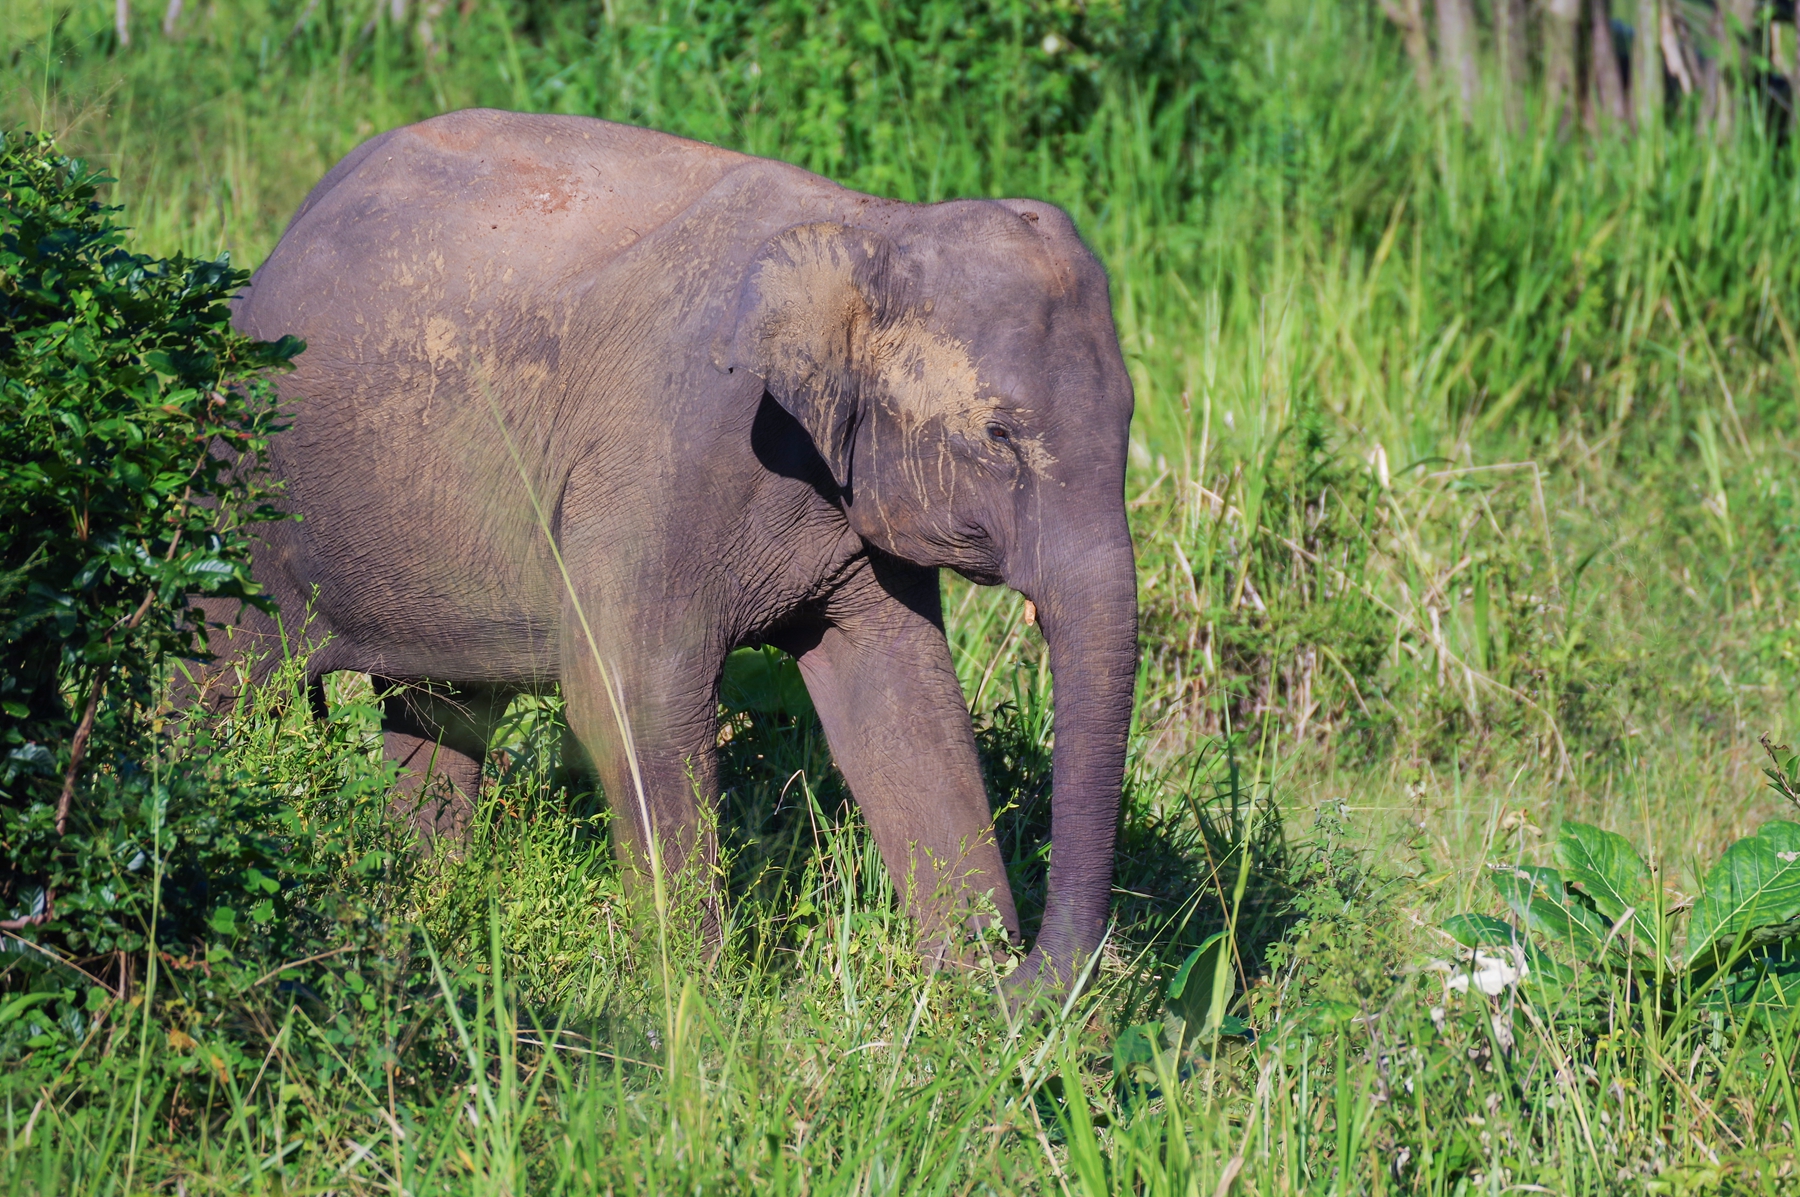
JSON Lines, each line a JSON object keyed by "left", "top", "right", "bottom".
{"left": 1444, "top": 947, "right": 1528, "bottom": 996}
{"left": 1041, "top": 33, "right": 1064, "bottom": 55}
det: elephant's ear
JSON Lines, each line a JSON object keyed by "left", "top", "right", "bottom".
{"left": 711, "top": 222, "right": 898, "bottom": 491}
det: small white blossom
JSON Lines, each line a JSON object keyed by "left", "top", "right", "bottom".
{"left": 1428, "top": 946, "right": 1529, "bottom": 997}
{"left": 1444, "top": 947, "right": 1528, "bottom": 996}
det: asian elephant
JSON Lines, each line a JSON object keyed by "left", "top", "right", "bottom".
{"left": 221, "top": 109, "right": 1137, "bottom": 995}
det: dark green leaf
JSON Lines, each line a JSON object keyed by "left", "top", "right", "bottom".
{"left": 1687, "top": 822, "right": 1800, "bottom": 968}
{"left": 1166, "top": 931, "right": 1227, "bottom": 1030}
{"left": 1112, "top": 1022, "right": 1163, "bottom": 1076}
{"left": 1443, "top": 913, "right": 1518, "bottom": 948}
{"left": 1555, "top": 820, "right": 1660, "bottom": 960}
{"left": 1490, "top": 865, "right": 1614, "bottom": 962}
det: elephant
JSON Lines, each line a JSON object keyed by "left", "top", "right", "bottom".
{"left": 219, "top": 108, "right": 1138, "bottom": 995}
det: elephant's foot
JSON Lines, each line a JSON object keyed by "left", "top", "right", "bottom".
{"left": 383, "top": 728, "right": 481, "bottom": 844}
{"left": 609, "top": 830, "right": 726, "bottom": 956}
{"left": 994, "top": 940, "right": 1107, "bottom": 1020}
{"left": 377, "top": 680, "right": 511, "bottom": 847}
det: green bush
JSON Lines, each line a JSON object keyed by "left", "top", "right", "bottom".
{"left": 0, "top": 129, "right": 354, "bottom": 1065}
{"left": 1135, "top": 407, "right": 1397, "bottom": 753}
{"left": 0, "top": 128, "right": 294, "bottom": 774}
{"left": 493, "top": 0, "right": 1247, "bottom": 195}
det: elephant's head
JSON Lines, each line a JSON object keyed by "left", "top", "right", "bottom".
{"left": 714, "top": 201, "right": 1137, "bottom": 995}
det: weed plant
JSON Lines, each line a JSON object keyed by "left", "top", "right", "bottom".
{"left": 3, "top": 0, "right": 1800, "bottom": 1192}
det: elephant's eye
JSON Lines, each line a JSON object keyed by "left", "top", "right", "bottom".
{"left": 986, "top": 423, "right": 1012, "bottom": 443}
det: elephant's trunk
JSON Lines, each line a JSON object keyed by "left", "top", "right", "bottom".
{"left": 1009, "top": 524, "right": 1138, "bottom": 999}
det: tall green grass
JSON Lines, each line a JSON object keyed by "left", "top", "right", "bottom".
{"left": 4, "top": 0, "right": 1800, "bottom": 1191}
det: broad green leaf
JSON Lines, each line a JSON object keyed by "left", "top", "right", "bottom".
{"left": 1169, "top": 929, "right": 1246, "bottom": 1042}
{"left": 1166, "top": 931, "right": 1227, "bottom": 1031}
{"left": 1696, "top": 963, "right": 1800, "bottom": 1030}
{"left": 1556, "top": 820, "right": 1661, "bottom": 960}
{"left": 1490, "top": 865, "right": 1613, "bottom": 961}
{"left": 1443, "top": 913, "right": 1517, "bottom": 948}
{"left": 1686, "top": 822, "right": 1800, "bottom": 967}
{"left": 1521, "top": 943, "right": 1576, "bottom": 988}
{"left": 1215, "top": 1015, "right": 1253, "bottom": 1039}
{"left": 0, "top": 991, "right": 59, "bottom": 1026}
{"left": 1112, "top": 1021, "right": 1163, "bottom": 1077}
{"left": 1747, "top": 917, "right": 1800, "bottom": 950}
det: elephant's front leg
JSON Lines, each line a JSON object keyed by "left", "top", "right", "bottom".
{"left": 559, "top": 613, "right": 725, "bottom": 936}
{"left": 787, "top": 557, "right": 1022, "bottom": 964}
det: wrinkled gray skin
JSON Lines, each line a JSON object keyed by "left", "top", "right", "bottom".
{"left": 222, "top": 109, "right": 1137, "bottom": 995}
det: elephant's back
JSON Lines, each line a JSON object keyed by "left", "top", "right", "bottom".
{"left": 238, "top": 110, "right": 759, "bottom": 339}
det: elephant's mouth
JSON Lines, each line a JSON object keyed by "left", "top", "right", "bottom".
{"left": 941, "top": 516, "right": 1008, "bottom": 586}
{"left": 949, "top": 562, "right": 1006, "bottom": 587}
{"left": 879, "top": 512, "right": 1005, "bottom": 586}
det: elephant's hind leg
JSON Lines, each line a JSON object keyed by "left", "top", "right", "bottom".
{"left": 377, "top": 680, "right": 512, "bottom": 843}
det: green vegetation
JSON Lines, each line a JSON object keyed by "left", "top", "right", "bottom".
{"left": 4, "top": 0, "right": 1800, "bottom": 1192}
{"left": 0, "top": 128, "right": 319, "bottom": 1035}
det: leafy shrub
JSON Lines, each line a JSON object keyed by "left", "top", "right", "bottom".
{"left": 1765, "top": 735, "right": 1800, "bottom": 807}
{"left": 0, "top": 130, "right": 387, "bottom": 1071}
{"left": 1443, "top": 817, "right": 1800, "bottom": 1030}
{"left": 0, "top": 131, "right": 294, "bottom": 755}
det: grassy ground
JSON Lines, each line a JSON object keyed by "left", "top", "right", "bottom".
{"left": 4, "top": 0, "right": 1800, "bottom": 1192}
